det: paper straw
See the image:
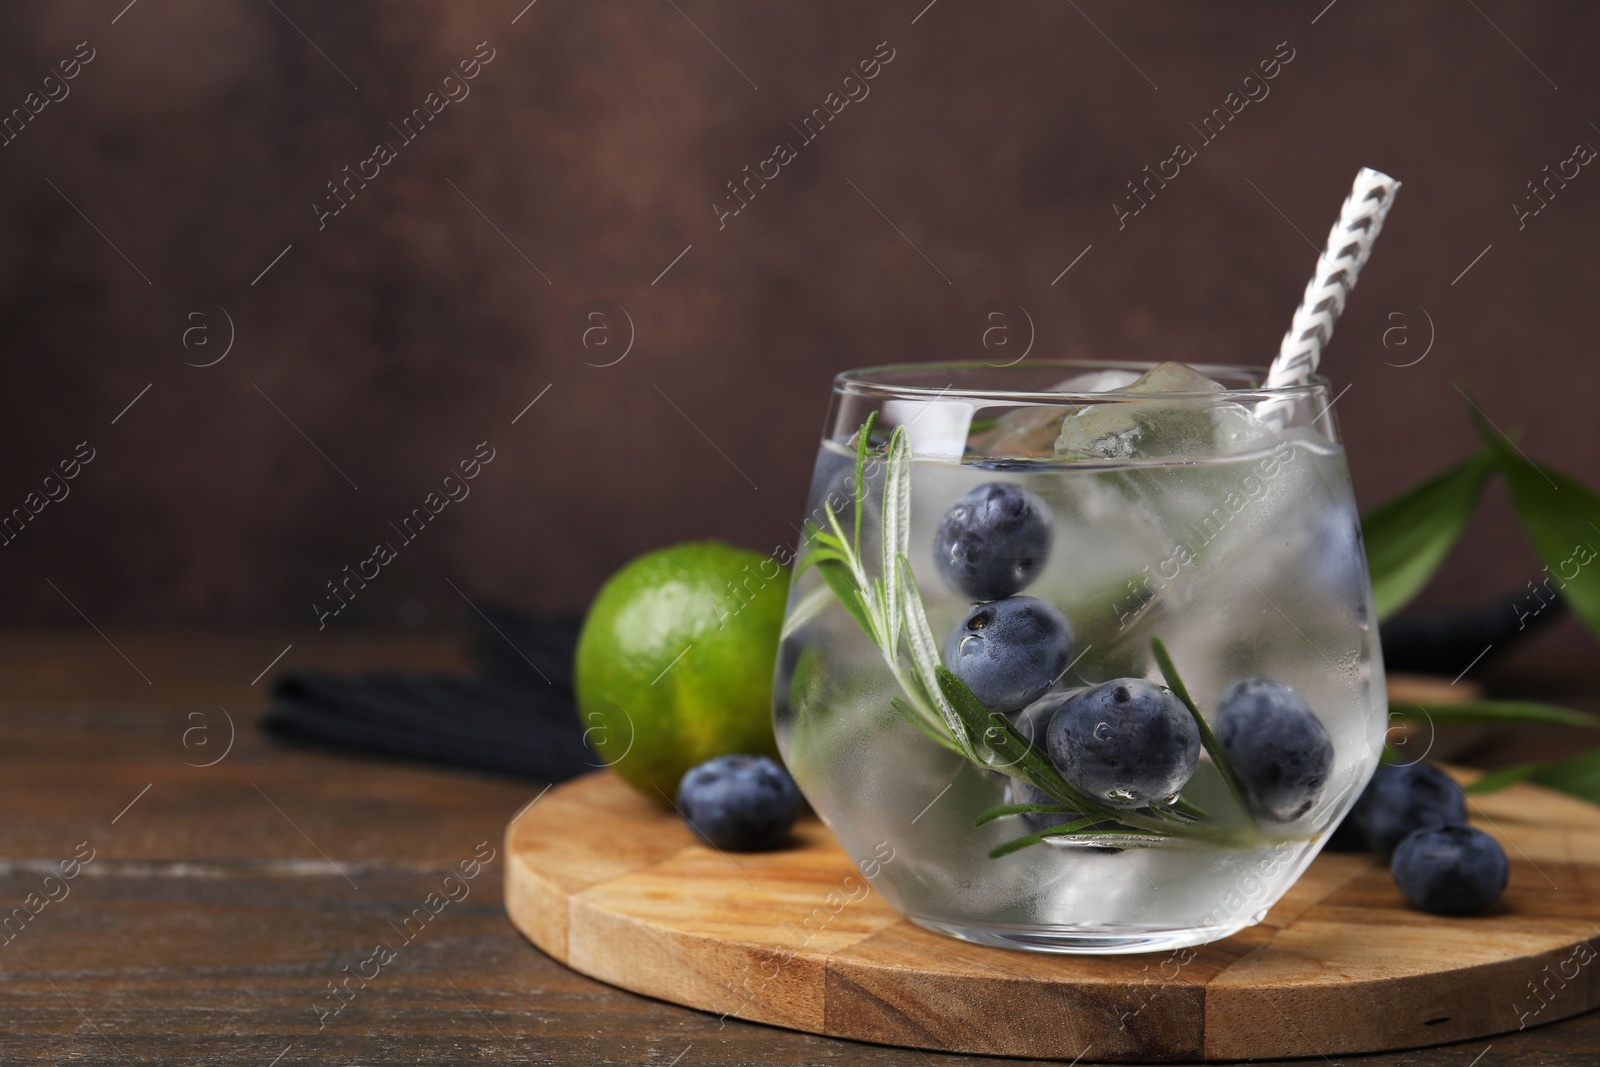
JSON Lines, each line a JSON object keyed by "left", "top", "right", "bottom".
{"left": 1264, "top": 167, "right": 1401, "bottom": 389}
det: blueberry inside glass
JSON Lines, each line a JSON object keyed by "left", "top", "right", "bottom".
{"left": 774, "top": 361, "right": 1386, "bottom": 954}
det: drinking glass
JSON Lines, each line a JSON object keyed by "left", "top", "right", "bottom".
{"left": 773, "top": 361, "right": 1385, "bottom": 954}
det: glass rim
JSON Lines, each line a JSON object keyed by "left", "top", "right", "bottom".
{"left": 834, "top": 360, "right": 1330, "bottom": 404}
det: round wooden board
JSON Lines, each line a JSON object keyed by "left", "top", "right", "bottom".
{"left": 505, "top": 770, "right": 1600, "bottom": 1062}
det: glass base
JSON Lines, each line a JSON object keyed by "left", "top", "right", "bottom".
{"left": 907, "top": 911, "right": 1264, "bottom": 956}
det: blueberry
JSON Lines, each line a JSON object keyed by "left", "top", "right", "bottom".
{"left": 933, "top": 482, "right": 1053, "bottom": 600}
{"left": 1353, "top": 762, "right": 1467, "bottom": 858}
{"left": 1391, "top": 824, "right": 1508, "bottom": 915}
{"left": 1214, "top": 677, "right": 1334, "bottom": 823}
{"left": 1046, "top": 679, "right": 1200, "bottom": 809}
{"left": 675, "top": 755, "right": 801, "bottom": 851}
{"left": 942, "top": 597, "right": 1073, "bottom": 713}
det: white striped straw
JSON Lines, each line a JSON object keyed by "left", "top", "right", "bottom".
{"left": 1264, "top": 167, "right": 1401, "bottom": 389}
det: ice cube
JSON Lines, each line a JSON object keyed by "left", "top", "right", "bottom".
{"left": 1119, "top": 361, "right": 1228, "bottom": 394}
{"left": 1055, "top": 368, "right": 1143, "bottom": 392}
{"left": 964, "top": 369, "right": 1142, "bottom": 459}
{"left": 1054, "top": 362, "right": 1275, "bottom": 460}
{"left": 885, "top": 398, "right": 973, "bottom": 458}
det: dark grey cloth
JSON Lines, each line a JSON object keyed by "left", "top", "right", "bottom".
{"left": 1379, "top": 591, "right": 1564, "bottom": 677}
{"left": 263, "top": 606, "right": 593, "bottom": 782}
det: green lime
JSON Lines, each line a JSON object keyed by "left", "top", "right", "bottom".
{"left": 575, "top": 541, "right": 788, "bottom": 802}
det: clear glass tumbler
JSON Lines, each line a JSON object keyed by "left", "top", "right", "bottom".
{"left": 773, "top": 361, "right": 1386, "bottom": 954}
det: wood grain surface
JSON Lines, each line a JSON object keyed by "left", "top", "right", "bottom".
{"left": 507, "top": 770, "right": 1600, "bottom": 1062}
{"left": 2, "top": 631, "right": 1597, "bottom": 1066}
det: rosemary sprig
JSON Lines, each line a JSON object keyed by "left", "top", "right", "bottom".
{"left": 1151, "top": 635, "right": 1259, "bottom": 829}
{"left": 799, "top": 418, "right": 1267, "bottom": 856}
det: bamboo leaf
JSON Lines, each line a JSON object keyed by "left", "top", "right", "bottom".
{"left": 1390, "top": 700, "right": 1600, "bottom": 729}
{"left": 1530, "top": 745, "right": 1600, "bottom": 803}
{"left": 1470, "top": 407, "right": 1600, "bottom": 641}
{"left": 1151, "top": 636, "right": 1257, "bottom": 826}
{"left": 1360, "top": 451, "right": 1495, "bottom": 619}
{"left": 1459, "top": 747, "right": 1600, "bottom": 803}
{"left": 1462, "top": 763, "right": 1542, "bottom": 794}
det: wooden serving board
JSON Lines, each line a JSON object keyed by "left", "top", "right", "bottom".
{"left": 505, "top": 771, "right": 1600, "bottom": 1062}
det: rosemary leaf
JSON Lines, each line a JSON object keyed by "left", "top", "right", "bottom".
{"left": 815, "top": 558, "right": 874, "bottom": 638}
{"left": 988, "top": 818, "right": 1107, "bottom": 859}
{"left": 890, "top": 697, "right": 964, "bottom": 754}
{"left": 1151, "top": 636, "right": 1257, "bottom": 827}
{"left": 852, "top": 411, "right": 877, "bottom": 559}
{"left": 881, "top": 425, "right": 912, "bottom": 659}
{"left": 974, "top": 802, "right": 1084, "bottom": 827}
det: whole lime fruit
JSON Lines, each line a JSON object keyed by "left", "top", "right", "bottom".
{"left": 575, "top": 541, "right": 788, "bottom": 801}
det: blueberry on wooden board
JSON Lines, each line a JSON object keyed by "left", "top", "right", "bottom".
{"left": 1354, "top": 762, "right": 1467, "bottom": 858}
{"left": 1391, "top": 824, "right": 1509, "bottom": 915}
{"left": 676, "top": 755, "right": 801, "bottom": 851}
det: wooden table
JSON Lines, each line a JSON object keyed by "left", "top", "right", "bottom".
{"left": 3, "top": 631, "right": 1597, "bottom": 1066}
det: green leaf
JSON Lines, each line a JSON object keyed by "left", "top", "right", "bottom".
{"left": 931, "top": 662, "right": 1001, "bottom": 762}
{"left": 988, "top": 818, "right": 1100, "bottom": 859}
{"left": 930, "top": 664, "right": 1130, "bottom": 816}
{"left": 890, "top": 697, "right": 963, "bottom": 754}
{"left": 1360, "top": 451, "right": 1495, "bottom": 619}
{"left": 1462, "top": 763, "right": 1542, "bottom": 794}
{"left": 1469, "top": 407, "right": 1600, "bottom": 641}
{"left": 899, "top": 558, "right": 980, "bottom": 760}
{"left": 1462, "top": 747, "right": 1600, "bottom": 803}
{"left": 851, "top": 411, "right": 877, "bottom": 559}
{"left": 814, "top": 559, "right": 873, "bottom": 638}
{"left": 1153, "top": 796, "right": 1209, "bottom": 822}
{"left": 880, "top": 427, "right": 911, "bottom": 659}
{"left": 1151, "top": 636, "right": 1256, "bottom": 825}
{"left": 779, "top": 583, "right": 834, "bottom": 640}
{"left": 1390, "top": 700, "right": 1600, "bottom": 729}
{"left": 1530, "top": 745, "right": 1600, "bottom": 803}
{"left": 974, "top": 802, "right": 1083, "bottom": 828}
{"left": 933, "top": 665, "right": 1060, "bottom": 788}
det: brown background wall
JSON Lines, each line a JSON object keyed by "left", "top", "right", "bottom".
{"left": 0, "top": 1, "right": 1596, "bottom": 648}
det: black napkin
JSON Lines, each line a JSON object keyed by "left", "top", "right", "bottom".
{"left": 1379, "top": 590, "right": 1565, "bottom": 677}
{"left": 262, "top": 606, "right": 595, "bottom": 783}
